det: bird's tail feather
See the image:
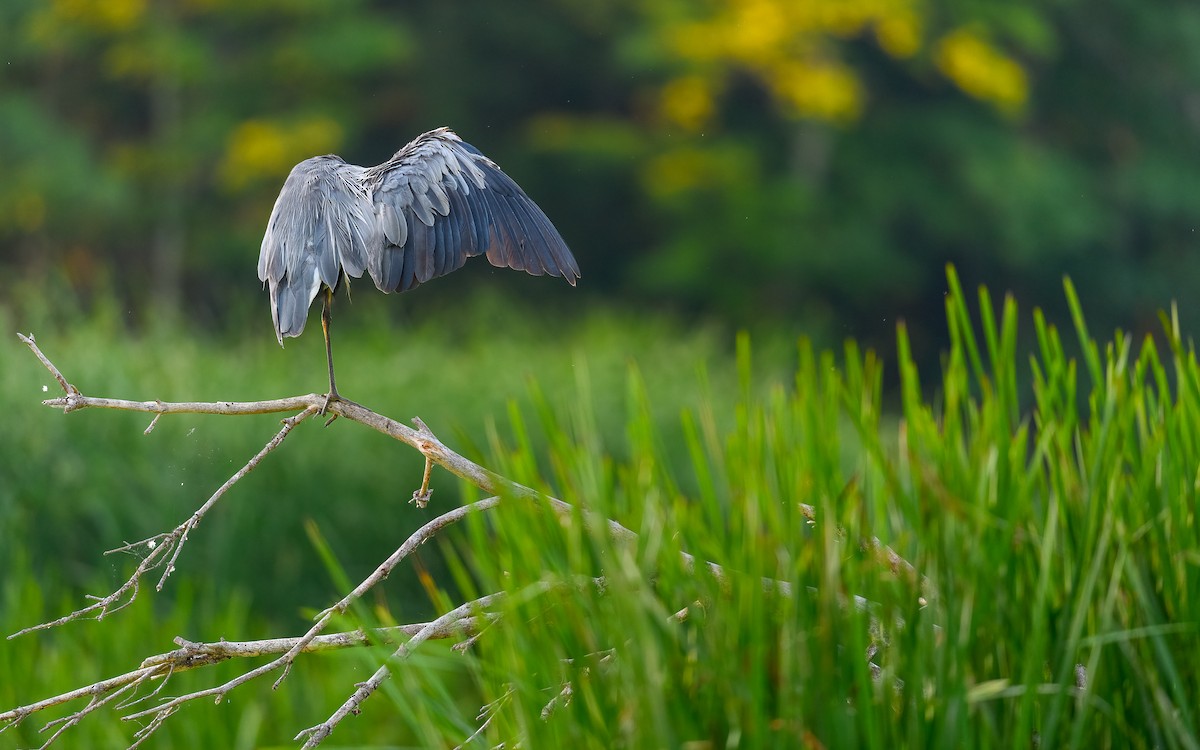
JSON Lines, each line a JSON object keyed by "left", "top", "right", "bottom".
{"left": 269, "top": 262, "right": 321, "bottom": 344}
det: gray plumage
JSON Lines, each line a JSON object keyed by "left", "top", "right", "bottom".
{"left": 257, "top": 127, "right": 579, "bottom": 345}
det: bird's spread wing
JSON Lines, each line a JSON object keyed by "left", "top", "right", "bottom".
{"left": 257, "top": 156, "right": 373, "bottom": 342}
{"left": 363, "top": 128, "right": 580, "bottom": 293}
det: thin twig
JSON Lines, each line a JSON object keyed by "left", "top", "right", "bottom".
{"left": 0, "top": 665, "right": 162, "bottom": 736}
{"left": 412, "top": 455, "right": 434, "bottom": 507}
{"left": 19, "top": 333, "right": 77, "bottom": 396}
{"left": 540, "top": 682, "right": 574, "bottom": 720}
{"left": 8, "top": 406, "right": 319, "bottom": 639}
{"left": 454, "top": 685, "right": 514, "bottom": 750}
{"left": 34, "top": 671, "right": 157, "bottom": 750}
{"left": 0, "top": 617, "right": 497, "bottom": 740}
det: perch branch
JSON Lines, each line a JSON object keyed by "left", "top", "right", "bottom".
{"left": 22, "top": 334, "right": 885, "bottom": 601}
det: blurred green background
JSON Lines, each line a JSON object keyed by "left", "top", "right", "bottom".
{"left": 4, "top": 0, "right": 1200, "bottom": 745}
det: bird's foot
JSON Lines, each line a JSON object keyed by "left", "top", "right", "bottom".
{"left": 411, "top": 487, "right": 433, "bottom": 509}
{"left": 320, "top": 390, "right": 340, "bottom": 425}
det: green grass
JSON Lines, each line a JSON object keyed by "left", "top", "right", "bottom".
{"left": 3, "top": 269, "right": 1199, "bottom": 747}
{"left": 391, "top": 268, "right": 1198, "bottom": 747}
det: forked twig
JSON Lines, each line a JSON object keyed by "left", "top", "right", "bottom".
{"left": 18, "top": 333, "right": 77, "bottom": 396}
{"left": 0, "top": 613, "right": 500, "bottom": 738}
{"left": 8, "top": 404, "right": 319, "bottom": 639}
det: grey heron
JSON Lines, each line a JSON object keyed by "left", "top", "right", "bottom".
{"left": 257, "top": 127, "right": 579, "bottom": 409}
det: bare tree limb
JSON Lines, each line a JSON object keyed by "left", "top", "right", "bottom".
{"left": 34, "top": 667, "right": 162, "bottom": 750}
{"left": 0, "top": 666, "right": 160, "bottom": 739}
{"left": 20, "top": 333, "right": 837, "bottom": 601}
{"left": 0, "top": 617, "right": 498, "bottom": 738}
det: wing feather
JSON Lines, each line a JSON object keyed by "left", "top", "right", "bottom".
{"left": 363, "top": 128, "right": 578, "bottom": 294}
{"left": 411, "top": 212, "right": 434, "bottom": 284}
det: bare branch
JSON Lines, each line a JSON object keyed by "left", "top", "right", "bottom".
{"left": 33, "top": 669, "right": 160, "bottom": 750}
{"left": 0, "top": 617, "right": 497, "bottom": 743}
{"left": 22, "top": 335, "right": 921, "bottom": 601}
{"left": 0, "top": 665, "right": 162, "bottom": 738}
{"left": 22, "top": 335, "right": 637, "bottom": 540}
{"left": 43, "top": 392, "right": 322, "bottom": 417}
{"left": 22, "top": 334, "right": 654, "bottom": 556}
{"left": 19, "top": 333, "right": 78, "bottom": 396}
{"left": 144, "top": 616, "right": 500, "bottom": 670}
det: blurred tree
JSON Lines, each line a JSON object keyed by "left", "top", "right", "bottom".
{"left": 3, "top": 0, "right": 1200, "bottom": 355}
{"left": 587, "top": 0, "right": 1200, "bottom": 353}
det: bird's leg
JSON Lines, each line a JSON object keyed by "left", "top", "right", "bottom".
{"left": 411, "top": 456, "right": 434, "bottom": 508}
{"left": 321, "top": 287, "right": 339, "bottom": 415}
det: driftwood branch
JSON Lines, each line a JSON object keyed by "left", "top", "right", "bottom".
{"left": 9, "top": 332, "right": 925, "bottom": 747}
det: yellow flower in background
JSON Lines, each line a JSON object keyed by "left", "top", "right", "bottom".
{"left": 27, "top": 0, "right": 146, "bottom": 46}
{"left": 661, "top": 75, "right": 719, "bottom": 131}
{"left": 219, "top": 118, "right": 344, "bottom": 191}
{"left": 671, "top": 22, "right": 724, "bottom": 64}
{"left": 723, "top": 0, "right": 790, "bottom": 67}
{"left": 875, "top": 10, "right": 921, "bottom": 59}
{"left": 660, "top": 0, "right": 922, "bottom": 125}
{"left": 817, "top": 0, "right": 879, "bottom": 38}
{"left": 769, "top": 59, "right": 863, "bottom": 122}
{"left": 936, "top": 27, "right": 1028, "bottom": 114}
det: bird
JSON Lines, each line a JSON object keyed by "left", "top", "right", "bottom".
{"left": 257, "top": 127, "right": 580, "bottom": 410}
